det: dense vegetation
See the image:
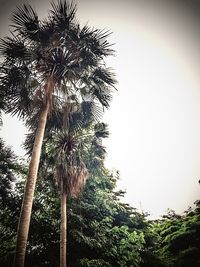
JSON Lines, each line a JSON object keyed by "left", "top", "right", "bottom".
{"left": 0, "top": 138, "right": 200, "bottom": 267}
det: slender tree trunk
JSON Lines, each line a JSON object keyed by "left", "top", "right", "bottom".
{"left": 14, "top": 78, "right": 55, "bottom": 267}
{"left": 60, "top": 180, "right": 67, "bottom": 267}
{"left": 13, "top": 101, "right": 50, "bottom": 267}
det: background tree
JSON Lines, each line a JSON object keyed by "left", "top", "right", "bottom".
{"left": 0, "top": 139, "right": 26, "bottom": 266}
{"left": 152, "top": 206, "right": 200, "bottom": 267}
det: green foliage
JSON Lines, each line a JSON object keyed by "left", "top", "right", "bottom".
{"left": 0, "top": 139, "right": 26, "bottom": 266}
{"left": 1, "top": 139, "right": 200, "bottom": 267}
{"left": 151, "top": 207, "right": 200, "bottom": 267}
{"left": 105, "top": 226, "right": 145, "bottom": 267}
{"left": 0, "top": 138, "right": 146, "bottom": 266}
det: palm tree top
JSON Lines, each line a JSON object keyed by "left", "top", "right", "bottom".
{"left": 0, "top": 0, "right": 117, "bottom": 120}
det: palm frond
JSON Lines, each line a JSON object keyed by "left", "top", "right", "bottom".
{"left": 1, "top": 65, "right": 29, "bottom": 92}
{"left": 48, "top": 47, "right": 80, "bottom": 78}
{"left": 92, "top": 85, "right": 113, "bottom": 108}
{"left": 94, "top": 123, "right": 109, "bottom": 139}
{"left": 1, "top": 65, "right": 37, "bottom": 119}
{"left": 48, "top": 111, "right": 63, "bottom": 131}
{"left": 26, "top": 97, "right": 64, "bottom": 131}
{"left": 50, "top": 0, "right": 77, "bottom": 30}
{"left": 81, "top": 101, "right": 103, "bottom": 122}
{"left": 0, "top": 36, "right": 29, "bottom": 61}
{"left": 6, "top": 87, "right": 33, "bottom": 119}
{"left": 80, "top": 26, "right": 114, "bottom": 58}
{"left": 90, "top": 67, "right": 116, "bottom": 107}
{"left": 37, "top": 19, "right": 55, "bottom": 45}
{"left": 23, "top": 131, "right": 36, "bottom": 156}
{"left": 93, "top": 67, "right": 117, "bottom": 87}
{"left": 61, "top": 100, "right": 103, "bottom": 135}
{"left": 0, "top": 86, "right": 7, "bottom": 126}
{"left": 55, "top": 132, "right": 78, "bottom": 156}
{"left": 80, "top": 67, "right": 116, "bottom": 108}
{"left": 11, "top": 4, "right": 40, "bottom": 40}
{"left": 68, "top": 111, "right": 84, "bottom": 135}
{"left": 91, "top": 133, "right": 107, "bottom": 158}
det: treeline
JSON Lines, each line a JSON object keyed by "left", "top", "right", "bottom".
{"left": 0, "top": 138, "right": 200, "bottom": 267}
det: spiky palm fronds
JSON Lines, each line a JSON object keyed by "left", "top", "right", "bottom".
{"left": 52, "top": 128, "right": 89, "bottom": 198}
{"left": 80, "top": 67, "right": 116, "bottom": 108}
{"left": 54, "top": 99, "right": 104, "bottom": 136}
{"left": 0, "top": 138, "right": 16, "bottom": 173}
{"left": 79, "top": 26, "right": 114, "bottom": 58}
{"left": 94, "top": 123, "right": 109, "bottom": 138}
{"left": 11, "top": 4, "right": 39, "bottom": 39}
{"left": 0, "top": 64, "right": 39, "bottom": 119}
{"left": 0, "top": 36, "right": 30, "bottom": 61}
{"left": 51, "top": 118, "right": 109, "bottom": 195}
{"left": 50, "top": 0, "right": 77, "bottom": 30}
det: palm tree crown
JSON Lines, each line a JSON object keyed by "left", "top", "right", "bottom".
{"left": 0, "top": 1, "right": 116, "bottom": 120}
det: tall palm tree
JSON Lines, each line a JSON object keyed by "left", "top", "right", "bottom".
{"left": 50, "top": 122, "right": 108, "bottom": 267}
{"left": 0, "top": 1, "right": 116, "bottom": 266}
{"left": 55, "top": 132, "right": 88, "bottom": 267}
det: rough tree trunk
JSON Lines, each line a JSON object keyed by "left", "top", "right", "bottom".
{"left": 60, "top": 180, "right": 67, "bottom": 267}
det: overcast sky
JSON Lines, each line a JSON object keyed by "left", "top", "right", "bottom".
{"left": 1, "top": 0, "right": 200, "bottom": 218}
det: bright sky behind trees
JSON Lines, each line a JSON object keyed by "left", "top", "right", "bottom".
{"left": 1, "top": 0, "right": 200, "bottom": 218}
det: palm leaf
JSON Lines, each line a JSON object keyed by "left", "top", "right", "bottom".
{"left": 11, "top": 4, "right": 40, "bottom": 40}
{"left": 1, "top": 65, "right": 37, "bottom": 119}
{"left": 80, "top": 66, "right": 116, "bottom": 108}
{"left": 81, "top": 101, "right": 103, "bottom": 123}
{"left": 94, "top": 123, "right": 109, "bottom": 139}
{"left": 36, "top": 19, "right": 55, "bottom": 45}
{"left": 0, "top": 36, "right": 29, "bottom": 62}
{"left": 80, "top": 27, "right": 114, "bottom": 58}
{"left": 50, "top": 0, "right": 77, "bottom": 30}
{"left": 47, "top": 47, "right": 80, "bottom": 78}
{"left": 23, "top": 131, "right": 36, "bottom": 156}
{"left": 93, "top": 67, "right": 117, "bottom": 87}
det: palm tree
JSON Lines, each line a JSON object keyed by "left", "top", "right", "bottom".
{"left": 0, "top": 1, "right": 116, "bottom": 266}
{"left": 24, "top": 100, "right": 108, "bottom": 267}
{"left": 55, "top": 132, "right": 88, "bottom": 267}
{"left": 50, "top": 122, "right": 108, "bottom": 267}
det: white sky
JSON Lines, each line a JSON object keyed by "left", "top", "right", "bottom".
{"left": 1, "top": 0, "right": 200, "bottom": 218}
